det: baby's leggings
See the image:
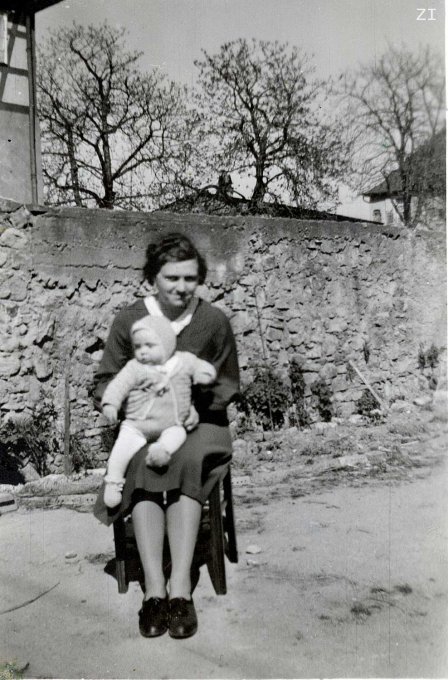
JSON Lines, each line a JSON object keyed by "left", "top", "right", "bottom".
{"left": 106, "top": 420, "right": 187, "bottom": 483}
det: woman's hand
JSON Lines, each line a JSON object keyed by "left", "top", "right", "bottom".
{"left": 184, "top": 405, "right": 199, "bottom": 432}
{"left": 102, "top": 404, "right": 118, "bottom": 425}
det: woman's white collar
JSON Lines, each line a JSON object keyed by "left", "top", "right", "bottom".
{"left": 144, "top": 296, "right": 199, "bottom": 335}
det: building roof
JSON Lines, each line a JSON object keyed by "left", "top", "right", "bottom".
{"left": 161, "top": 187, "right": 376, "bottom": 223}
{"left": 0, "top": 0, "right": 63, "bottom": 12}
{"left": 362, "top": 128, "right": 446, "bottom": 201}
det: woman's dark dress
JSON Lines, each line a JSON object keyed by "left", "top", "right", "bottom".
{"left": 93, "top": 298, "right": 240, "bottom": 525}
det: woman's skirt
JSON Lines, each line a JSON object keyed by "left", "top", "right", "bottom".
{"left": 93, "top": 423, "right": 233, "bottom": 526}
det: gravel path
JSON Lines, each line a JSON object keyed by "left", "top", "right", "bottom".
{"left": 1, "top": 411, "right": 447, "bottom": 678}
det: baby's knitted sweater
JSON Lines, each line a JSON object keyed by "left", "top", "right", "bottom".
{"left": 102, "top": 351, "right": 216, "bottom": 431}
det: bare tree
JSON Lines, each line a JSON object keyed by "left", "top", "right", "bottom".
{"left": 150, "top": 106, "right": 209, "bottom": 205}
{"left": 341, "top": 44, "right": 445, "bottom": 227}
{"left": 185, "top": 39, "right": 348, "bottom": 210}
{"left": 37, "top": 22, "right": 186, "bottom": 209}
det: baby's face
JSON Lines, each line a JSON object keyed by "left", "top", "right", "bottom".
{"left": 133, "top": 329, "right": 166, "bottom": 365}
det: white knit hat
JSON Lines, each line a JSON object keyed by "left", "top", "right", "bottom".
{"left": 130, "top": 315, "right": 176, "bottom": 361}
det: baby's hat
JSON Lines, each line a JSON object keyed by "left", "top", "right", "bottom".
{"left": 130, "top": 315, "right": 176, "bottom": 359}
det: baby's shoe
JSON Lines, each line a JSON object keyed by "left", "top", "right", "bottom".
{"left": 104, "top": 476, "right": 125, "bottom": 508}
{"left": 145, "top": 443, "right": 171, "bottom": 468}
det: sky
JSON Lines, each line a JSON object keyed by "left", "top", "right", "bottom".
{"left": 36, "top": 0, "right": 445, "bottom": 218}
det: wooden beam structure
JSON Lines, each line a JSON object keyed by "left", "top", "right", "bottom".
{"left": 0, "top": 1, "right": 63, "bottom": 204}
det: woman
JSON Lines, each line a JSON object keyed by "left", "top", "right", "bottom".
{"left": 93, "top": 233, "right": 240, "bottom": 639}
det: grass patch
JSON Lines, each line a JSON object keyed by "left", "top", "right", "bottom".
{"left": 0, "top": 661, "right": 27, "bottom": 680}
{"left": 387, "top": 419, "right": 428, "bottom": 438}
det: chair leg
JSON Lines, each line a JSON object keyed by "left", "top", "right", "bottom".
{"left": 113, "top": 517, "right": 128, "bottom": 594}
{"left": 207, "top": 480, "right": 227, "bottom": 595}
{"left": 223, "top": 468, "right": 238, "bottom": 563}
{"left": 112, "top": 466, "right": 238, "bottom": 596}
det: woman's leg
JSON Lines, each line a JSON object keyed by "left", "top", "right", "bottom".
{"left": 132, "top": 500, "right": 166, "bottom": 600}
{"left": 166, "top": 494, "right": 202, "bottom": 599}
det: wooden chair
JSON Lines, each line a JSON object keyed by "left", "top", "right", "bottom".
{"left": 112, "top": 465, "right": 238, "bottom": 595}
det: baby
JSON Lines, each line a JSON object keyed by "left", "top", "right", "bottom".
{"left": 101, "top": 315, "right": 216, "bottom": 508}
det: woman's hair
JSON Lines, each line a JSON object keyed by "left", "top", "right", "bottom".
{"left": 143, "top": 233, "right": 207, "bottom": 284}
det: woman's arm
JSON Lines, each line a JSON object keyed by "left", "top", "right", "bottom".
{"left": 208, "top": 313, "right": 240, "bottom": 410}
{"left": 93, "top": 311, "right": 134, "bottom": 410}
{"left": 186, "top": 306, "right": 240, "bottom": 413}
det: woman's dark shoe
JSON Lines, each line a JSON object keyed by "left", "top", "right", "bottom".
{"left": 138, "top": 597, "right": 169, "bottom": 637}
{"left": 168, "top": 597, "right": 198, "bottom": 638}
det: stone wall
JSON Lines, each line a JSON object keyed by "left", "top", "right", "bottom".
{"left": 1, "top": 203, "right": 446, "bottom": 470}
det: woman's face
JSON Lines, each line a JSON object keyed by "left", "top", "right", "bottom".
{"left": 154, "top": 259, "right": 199, "bottom": 314}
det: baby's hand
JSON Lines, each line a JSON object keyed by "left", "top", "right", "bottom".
{"left": 145, "top": 442, "right": 171, "bottom": 468}
{"left": 184, "top": 404, "right": 199, "bottom": 432}
{"left": 102, "top": 404, "right": 118, "bottom": 425}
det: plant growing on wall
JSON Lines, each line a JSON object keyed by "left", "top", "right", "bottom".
{"left": 418, "top": 343, "right": 440, "bottom": 390}
{"left": 0, "top": 396, "right": 62, "bottom": 477}
{"left": 238, "top": 365, "right": 290, "bottom": 430}
{"left": 356, "top": 390, "right": 379, "bottom": 416}
{"left": 363, "top": 340, "right": 371, "bottom": 364}
{"left": 311, "top": 378, "right": 334, "bottom": 422}
{"left": 69, "top": 433, "right": 97, "bottom": 473}
{"left": 288, "top": 358, "right": 311, "bottom": 428}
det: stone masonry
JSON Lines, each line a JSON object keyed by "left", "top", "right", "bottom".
{"left": 0, "top": 204, "right": 446, "bottom": 471}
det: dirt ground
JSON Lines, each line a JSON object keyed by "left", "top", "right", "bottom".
{"left": 1, "top": 407, "right": 447, "bottom": 679}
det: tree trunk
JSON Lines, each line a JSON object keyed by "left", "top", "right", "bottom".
{"left": 66, "top": 126, "right": 83, "bottom": 206}
{"left": 402, "top": 192, "right": 412, "bottom": 227}
{"left": 100, "top": 97, "right": 115, "bottom": 209}
{"left": 250, "top": 161, "right": 266, "bottom": 207}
